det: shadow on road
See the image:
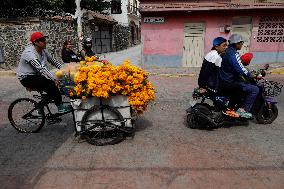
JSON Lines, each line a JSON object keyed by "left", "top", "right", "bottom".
{"left": 134, "top": 116, "right": 153, "bottom": 132}
{"left": 0, "top": 116, "right": 74, "bottom": 189}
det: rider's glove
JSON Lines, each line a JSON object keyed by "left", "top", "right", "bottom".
{"left": 256, "top": 74, "right": 263, "bottom": 80}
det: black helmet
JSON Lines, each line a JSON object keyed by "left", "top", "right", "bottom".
{"left": 83, "top": 37, "right": 92, "bottom": 44}
{"left": 83, "top": 37, "right": 92, "bottom": 48}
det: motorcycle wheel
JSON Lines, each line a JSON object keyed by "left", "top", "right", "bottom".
{"left": 256, "top": 103, "right": 278, "bottom": 124}
{"left": 186, "top": 104, "right": 212, "bottom": 129}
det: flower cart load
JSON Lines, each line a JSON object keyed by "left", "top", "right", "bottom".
{"left": 55, "top": 57, "right": 155, "bottom": 145}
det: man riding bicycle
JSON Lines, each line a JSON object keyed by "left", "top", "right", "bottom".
{"left": 16, "top": 31, "right": 72, "bottom": 113}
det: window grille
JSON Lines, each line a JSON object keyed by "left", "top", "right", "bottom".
{"left": 257, "top": 16, "right": 284, "bottom": 43}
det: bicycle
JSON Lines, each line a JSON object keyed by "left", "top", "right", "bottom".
{"left": 8, "top": 90, "right": 75, "bottom": 133}
{"left": 8, "top": 89, "right": 135, "bottom": 146}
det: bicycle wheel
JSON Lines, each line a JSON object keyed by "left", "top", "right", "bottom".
{"left": 81, "top": 105, "right": 125, "bottom": 146}
{"left": 8, "top": 98, "right": 45, "bottom": 133}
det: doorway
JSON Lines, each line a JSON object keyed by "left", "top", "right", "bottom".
{"left": 231, "top": 17, "right": 252, "bottom": 55}
{"left": 182, "top": 23, "right": 205, "bottom": 67}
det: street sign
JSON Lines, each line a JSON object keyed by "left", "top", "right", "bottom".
{"left": 144, "top": 17, "right": 165, "bottom": 23}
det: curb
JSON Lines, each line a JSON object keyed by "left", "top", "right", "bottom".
{"left": 149, "top": 73, "right": 196, "bottom": 77}
{"left": 0, "top": 70, "right": 16, "bottom": 76}
{"left": 269, "top": 67, "right": 284, "bottom": 75}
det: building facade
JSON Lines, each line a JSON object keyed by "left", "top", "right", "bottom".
{"left": 0, "top": 1, "right": 142, "bottom": 68}
{"left": 140, "top": 0, "right": 284, "bottom": 67}
{"left": 105, "top": 0, "right": 141, "bottom": 46}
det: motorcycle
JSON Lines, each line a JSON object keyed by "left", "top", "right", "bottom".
{"left": 186, "top": 65, "right": 283, "bottom": 129}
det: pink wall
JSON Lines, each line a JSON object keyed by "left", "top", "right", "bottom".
{"left": 141, "top": 10, "right": 284, "bottom": 56}
{"left": 142, "top": 18, "right": 184, "bottom": 56}
{"left": 142, "top": 13, "right": 232, "bottom": 56}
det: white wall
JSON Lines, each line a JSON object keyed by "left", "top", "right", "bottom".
{"left": 105, "top": 0, "right": 129, "bottom": 26}
{"left": 128, "top": 0, "right": 140, "bottom": 26}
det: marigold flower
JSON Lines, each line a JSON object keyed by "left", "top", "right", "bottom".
{"left": 70, "top": 60, "right": 155, "bottom": 113}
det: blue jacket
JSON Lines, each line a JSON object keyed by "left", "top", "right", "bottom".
{"left": 219, "top": 46, "right": 251, "bottom": 83}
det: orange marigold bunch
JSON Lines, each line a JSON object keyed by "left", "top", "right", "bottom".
{"left": 87, "top": 65, "right": 116, "bottom": 98}
{"left": 73, "top": 59, "right": 155, "bottom": 113}
{"left": 128, "top": 81, "right": 155, "bottom": 113}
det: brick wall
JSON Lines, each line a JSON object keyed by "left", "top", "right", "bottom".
{"left": 113, "top": 24, "right": 130, "bottom": 51}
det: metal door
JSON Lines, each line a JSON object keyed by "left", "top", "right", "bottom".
{"left": 94, "top": 25, "right": 112, "bottom": 54}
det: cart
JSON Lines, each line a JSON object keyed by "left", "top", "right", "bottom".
{"left": 70, "top": 95, "right": 136, "bottom": 146}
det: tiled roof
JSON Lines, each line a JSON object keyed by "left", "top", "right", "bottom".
{"left": 140, "top": 1, "right": 284, "bottom": 12}
{"left": 86, "top": 11, "right": 117, "bottom": 24}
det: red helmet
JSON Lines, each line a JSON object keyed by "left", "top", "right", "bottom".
{"left": 240, "top": 53, "right": 253, "bottom": 66}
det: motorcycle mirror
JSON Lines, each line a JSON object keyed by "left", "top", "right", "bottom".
{"left": 260, "top": 70, "right": 266, "bottom": 77}
{"left": 264, "top": 64, "right": 269, "bottom": 70}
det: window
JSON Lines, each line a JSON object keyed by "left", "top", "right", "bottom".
{"left": 257, "top": 16, "right": 284, "bottom": 43}
{"left": 111, "top": 0, "right": 122, "bottom": 14}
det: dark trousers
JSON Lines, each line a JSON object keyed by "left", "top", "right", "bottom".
{"left": 20, "top": 75, "right": 62, "bottom": 106}
{"left": 239, "top": 83, "right": 259, "bottom": 112}
{"left": 218, "top": 80, "right": 244, "bottom": 108}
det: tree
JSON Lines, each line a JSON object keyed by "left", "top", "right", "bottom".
{"left": 0, "top": 0, "right": 110, "bottom": 18}
{"left": 80, "top": 0, "right": 110, "bottom": 13}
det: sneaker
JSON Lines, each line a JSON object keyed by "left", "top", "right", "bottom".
{"left": 57, "top": 104, "right": 73, "bottom": 113}
{"left": 236, "top": 108, "right": 252, "bottom": 119}
{"left": 32, "top": 108, "right": 43, "bottom": 116}
{"left": 222, "top": 109, "right": 239, "bottom": 118}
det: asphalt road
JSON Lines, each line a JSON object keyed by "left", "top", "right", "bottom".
{"left": 0, "top": 74, "right": 284, "bottom": 189}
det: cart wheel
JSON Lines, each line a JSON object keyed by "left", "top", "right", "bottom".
{"left": 81, "top": 105, "right": 125, "bottom": 146}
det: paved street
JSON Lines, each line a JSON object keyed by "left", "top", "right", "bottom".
{"left": 100, "top": 45, "right": 141, "bottom": 67}
{"left": 1, "top": 69, "right": 284, "bottom": 188}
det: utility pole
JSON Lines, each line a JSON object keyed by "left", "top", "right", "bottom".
{"left": 74, "top": 0, "right": 86, "bottom": 50}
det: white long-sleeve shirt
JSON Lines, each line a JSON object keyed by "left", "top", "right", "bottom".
{"left": 17, "top": 45, "right": 62, "bottom": 81}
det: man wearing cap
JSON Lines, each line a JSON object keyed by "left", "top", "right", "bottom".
{"left": 198, "top": 36, "right": 228, "bottom": 93}
{"left": 17, "top": 31, "right": 72, "bottom": 113}
{"left": 219, "top": 34, "right": 259, "bottom": 118}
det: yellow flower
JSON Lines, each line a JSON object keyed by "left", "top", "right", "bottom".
{"left": 91, "top": 56, "right": 97, "bottom": 61}
{"left": 69, "top": 90, "right": 74, "bottom": 96}
{"left": 56, "top": 70, "right": 64, "bottom": 78}
{"left": 80, "top": 61, "right": 86, "bottom": 65}
{"left": 85, "top": 56, "right": 92, "bottom": 62}
{"left": 72, "top": 59, "right": 155, "bottom": 113}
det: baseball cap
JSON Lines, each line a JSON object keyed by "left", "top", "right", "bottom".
{"left": 30, "top": 32, "right": 48, "bottom": 43}
{"left": 229, "top": 34, "right": 244, "bottom": 44}
{"left": 213, "top": 37, "right": 227, "bottom": 46}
